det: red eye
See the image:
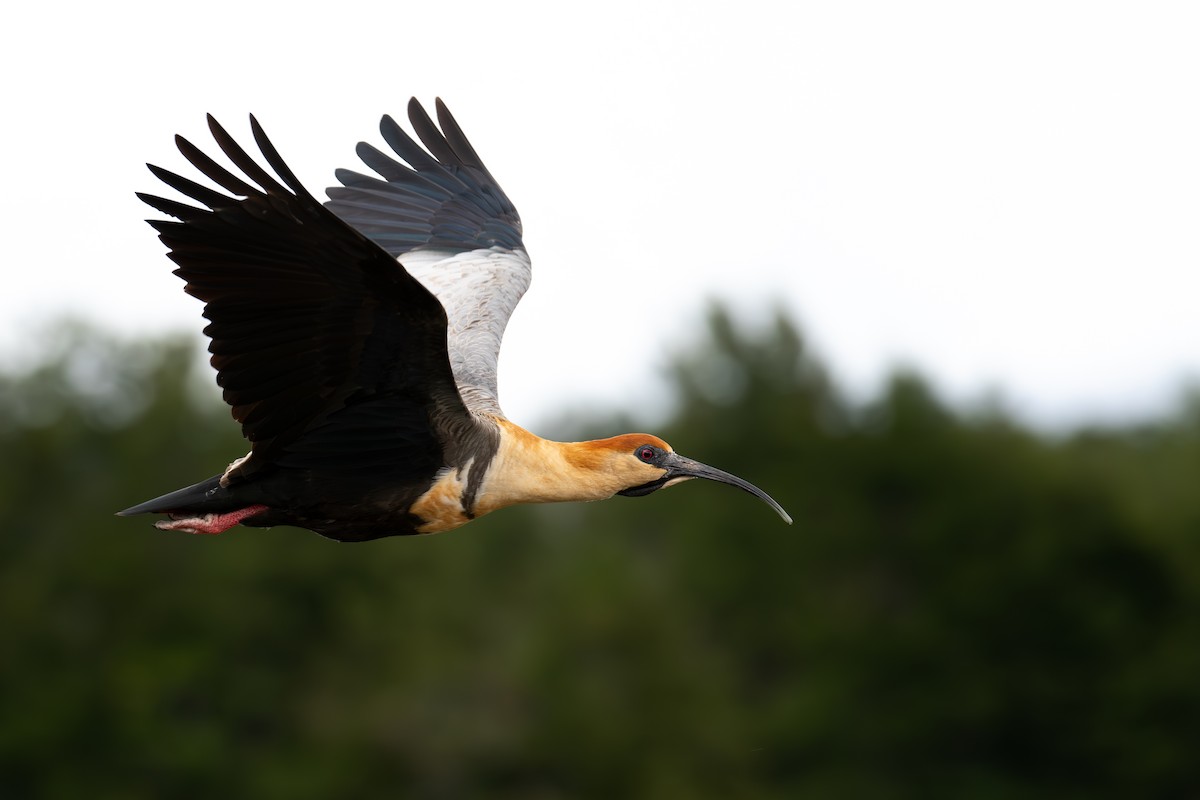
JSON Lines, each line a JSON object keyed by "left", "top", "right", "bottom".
{"left": 638, "top": 446, "right": 657, "bottom": 462}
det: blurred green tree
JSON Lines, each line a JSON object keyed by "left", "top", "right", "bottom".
{"left": 0, "top": 311, "right": 1196, "bottom": 799}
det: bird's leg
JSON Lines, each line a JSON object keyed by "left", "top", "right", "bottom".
{"left": 155, "top": 505, "right": 270, "bottom": 535}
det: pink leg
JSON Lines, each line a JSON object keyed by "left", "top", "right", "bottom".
{"left": 155, "top": 504, "right": 270, "bottom": 535}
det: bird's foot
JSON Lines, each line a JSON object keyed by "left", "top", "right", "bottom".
{"left": 155, "top": 505, "right": 270, "bottom": 534}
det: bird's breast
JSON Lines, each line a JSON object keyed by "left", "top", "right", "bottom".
{"left": 409, "top": 463, "right": 477, "bottom": 534}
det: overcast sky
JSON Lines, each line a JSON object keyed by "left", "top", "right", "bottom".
{"left": 5, "top": 1, "right": 1199, "bottom": 429}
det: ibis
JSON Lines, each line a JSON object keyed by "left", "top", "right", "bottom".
{"left": 117, "top": 99, "right": 791, "bottom": 541}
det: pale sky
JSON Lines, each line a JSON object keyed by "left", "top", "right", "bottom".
{"left": 5, "top": 1, "right": 1200, "bottom": 429}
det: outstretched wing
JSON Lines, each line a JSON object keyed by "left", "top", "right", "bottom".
{"left": 139, "top": 115, "right": 474, "bottom": 482}
{"left": 325, "top": 98, "right": 530, "bottom": 418}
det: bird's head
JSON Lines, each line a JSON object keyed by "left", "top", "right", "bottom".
{"left": 586, "top": 434, "right": 792, "bottom": 524}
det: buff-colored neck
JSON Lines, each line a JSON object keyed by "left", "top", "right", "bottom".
{"left": 473, "top": 420, "right": 650, "bottom": 514}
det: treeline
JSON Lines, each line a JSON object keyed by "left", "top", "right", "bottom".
{"left": 0, "top": 310, "right": 1197, "bottom": 799}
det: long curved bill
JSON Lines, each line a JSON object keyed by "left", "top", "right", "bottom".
{"left": 665, "top": 453, "right": 792, "bottom": 524}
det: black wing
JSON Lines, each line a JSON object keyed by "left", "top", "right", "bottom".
{"left": 138, "top": 115, "right": 473, "bottom": 480}
{"left": 324, "top": 98, "right": 523, "bottom": 257}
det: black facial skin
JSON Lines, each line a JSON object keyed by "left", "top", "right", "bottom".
{"left": 635, "top": 445, "right": 667, "bottom": 466}
{"left": 618, "top": 445, "right": 669, "bottom": 496}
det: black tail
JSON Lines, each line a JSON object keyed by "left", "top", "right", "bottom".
{"left": 116, "top": 475, "right": 229, "bottom": 516}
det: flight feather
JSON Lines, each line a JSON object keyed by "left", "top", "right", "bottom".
{"left": 326, "top": 98, "right": 531, "bottom": 418}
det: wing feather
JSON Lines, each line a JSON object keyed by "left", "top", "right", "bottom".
{"left": 141, "top": 115, "right": 476, "bottom": 481}
{"left": 325, "top": 98, "right": 530, "bottom": 417}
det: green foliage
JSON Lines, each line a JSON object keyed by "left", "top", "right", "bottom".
{"left": 1, "top": 312, "right": 1197, "bottom": 798}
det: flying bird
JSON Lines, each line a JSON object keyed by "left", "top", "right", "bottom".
{"left": 117, "top": 99, "right": 791, "bottom": 541}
